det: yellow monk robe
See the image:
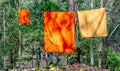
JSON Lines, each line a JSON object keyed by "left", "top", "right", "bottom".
{"left": 78, "top": 8, "right": 108, "bottom": 38}
{"left": 18, "top": 9, "right": 30, "bottom": 26}
{"left": 44, "top": 12, "right": 75, "bottom": 54}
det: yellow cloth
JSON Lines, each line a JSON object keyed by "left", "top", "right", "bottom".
{"left": 78, "top": 8, "right": 108, "bottom": 38}
{"left": 44, "top": 12, "right": 75, "bottom": 54}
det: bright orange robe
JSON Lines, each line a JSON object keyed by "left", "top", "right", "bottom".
{"left": 18, "top": 9, "right": 30, "bottom": 26}
{"left": 78, "top": 8, "right": 108, "bottom": 38}
{"left": 44, "top": 12, "right": 75, "bottom": 54}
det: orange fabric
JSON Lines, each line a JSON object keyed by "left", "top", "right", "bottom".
{"left": 44, "top": 12, "right": 75, "bottom": 54}
{"left": 78, "top": 8, "right": 108, "bottom": 38}
{"left": 18, "top": 9, "right": 30, "bottom": 26}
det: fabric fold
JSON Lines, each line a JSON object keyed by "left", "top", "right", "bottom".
{"left": 78, "top": 8, "right": 108, "bottom": 38}
{"left": 44, "top": 12, "right": 75, "bottom": 54}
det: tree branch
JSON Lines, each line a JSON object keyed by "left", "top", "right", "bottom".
{"left": 108, "top": 24, "right": 120, "bottom": 40}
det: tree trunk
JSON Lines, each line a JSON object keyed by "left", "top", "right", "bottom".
{"left": 3, "top": 0, "right": 6, "bottom": 70}
{"left": 10, "top": 49, "right": 13, "bottom": 69}
{"left": 74, "top": 0, "right": 80, "bottom": 62}
{"left": 13, "top": 49, "right": 15, "bottom": 68}
{"left": 18, "top": 24, "right": 21, "bottom": 70}
{"left": 90, "top": 0, "right": 94, "bottom": 66}
{"left": 35, "top": 43, "right": 40, "bottom": 68}
{"left": 98, "top": 38, "right": 102, "bottom": 67}
{"left": 98, "top": 0, "right": 104, "bottom": 68}
{"left": 31, "top": 45, "right": 34, "bottom": 68}
{"left": 32, "top": 53, "right": 34, "bottom": 68}
{"left": 17, "top": 0, "right": 22, "bottom": 70}
{"left": 38, "top": 48, "right": 41, "bottom": 67}
{"left": 35, "top": 44, "right": 38, "bottom": 68}
{"left": 74, "top": 0, "right": 79, "bottom": 42}
{"left": 66, "top": 0, "right": 75, "bottom": 11}
{"left": 90, "top": 39, "right": 94, "bottom": 65}
{"left": 36, "top": 49, "right": 39, "bottom": 68}
{"left": 45, "top": 52, "right": 49, "bottom": 66}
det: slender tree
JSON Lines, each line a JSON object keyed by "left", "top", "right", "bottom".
{"left": 3, "top": 0, "right": 6, "bottom": 70}
{"left": 90, "top": 0, "right": 94, "bottom": 66}
{"left": 66, "top": 0, "right": 75, "bottom": 11}
{"left": 16, "top": 0, "right": 22, "bottom": 70}
{"left": 98, "top": 0, "right": 103, "bottom": 68}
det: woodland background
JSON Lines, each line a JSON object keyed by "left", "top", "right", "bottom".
{"left": 0, "top": 0, "right": 120, "bottom": 70}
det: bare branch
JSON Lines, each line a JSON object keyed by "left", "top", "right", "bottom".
{"left": 108, "top": 24, "right": 120, "bottom": 40}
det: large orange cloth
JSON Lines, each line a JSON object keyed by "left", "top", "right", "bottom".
{"left": 78, "top": 8, "right": 108, "bottom": 38}
{"left": 18, "top": 9, "right": 30, "bottom": 26}
{"left": 44, "top": 12, "right": 75, "bottom": 54}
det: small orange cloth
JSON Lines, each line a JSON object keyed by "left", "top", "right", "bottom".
{"left": 18, "top": 9, "right": 30, "bottom": 26}
{"left": 78, "top": 8, "right": 108, "bottom": 38}
{"left": 44, "top": 12, "right": 75, "bottom": 54}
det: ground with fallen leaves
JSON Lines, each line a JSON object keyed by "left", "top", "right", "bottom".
{"left": 8, "top": 63, "right": 110, "bottom": 71}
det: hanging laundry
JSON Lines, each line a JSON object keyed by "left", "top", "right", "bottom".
{"left": 78, "top": 8, "right": 108, "bottom": 38}
{"left": 44, "top": 12, "right": 75, "bottom": 54}
{"left": 18, "top": 9, "right": 30, "bottom": 26}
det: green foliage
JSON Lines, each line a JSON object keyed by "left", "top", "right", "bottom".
{"left": 35, "top": 68, "right": 41, "bottom": 71}
{"left": 0, "top": 0, "right": 120, "bottom": 70}
{"left": 21, "top": 57, "right": 32, "bottom": 61}
{"left": 106, "top": 47, "right": 120, "bottom": 71}
{"left": 0, "top": 55, "right": 3, "bottom": 69}
{"left": 38, "top": 0, "right": 61, "bottom": 11}
{"left": 49, "top": 64, "right": 57, "bottom": 71}
{"left": 67, "top": 39, "right": 90, "bottom": 64}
